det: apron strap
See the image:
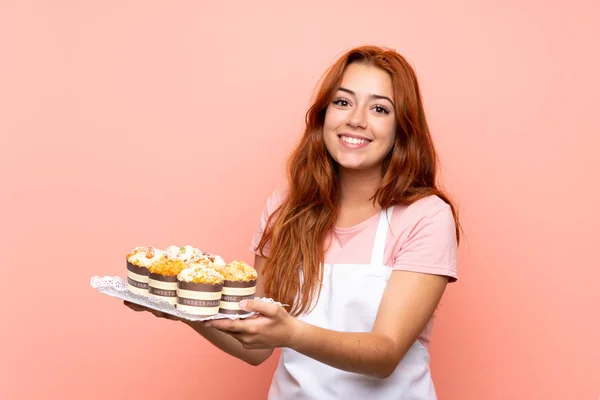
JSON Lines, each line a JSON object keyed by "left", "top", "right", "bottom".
{"left": 370, "top": 206, "right": 393, "bottom": 266}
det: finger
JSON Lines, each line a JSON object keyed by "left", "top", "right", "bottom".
{"left": 208, "top": 319, "right": 248, "bottom": 334}
{"left": 147, "top": 309, "right": 179, "bottom": 321}
{"left": 205, "top": 319, "right": 232, "bottom": 330}
{"left": 124, "top": 301, "right": 147, "bottom": 312}
{"left": 209, "top": 321, "right": 241, "bottom": 333}
{"left": 162, "top": 313, "right": 182, "bottom": 322}
{"left": 124, "top": 302, "right": 180, "bottom": 321}
{"left": 149, "top": 310, "right": 166, "bottom": 318}
{"left": 240, "top": 299, "right": 279, "bottom": 317}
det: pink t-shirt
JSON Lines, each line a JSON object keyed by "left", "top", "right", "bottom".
{"left": 250, "top": 188, "right": 458, "bottom": 345}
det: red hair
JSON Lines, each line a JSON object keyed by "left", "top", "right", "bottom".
{"left": 257, "top": 45, "right": 460, "bottom": 316}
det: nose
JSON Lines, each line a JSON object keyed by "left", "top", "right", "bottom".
{"left": 347, "top": 106, "right": 367, "bottom": 129}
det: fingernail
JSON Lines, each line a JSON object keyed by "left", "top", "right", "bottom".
{"left": 203, "top": 322, "right": 211, "bottom": 328}
{"left": 239, "top": 300, "right": 248, "bottom": 310}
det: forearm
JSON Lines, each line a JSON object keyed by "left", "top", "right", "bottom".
{"left": 290, "top": 322, "right": 400, "bottom": 379}
{"left": 183, "top": 321, "right": 273, "bottom": 366}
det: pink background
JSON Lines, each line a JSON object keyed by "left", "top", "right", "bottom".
{"left": 1, "top": 1, "right": 598, "bottom": 399}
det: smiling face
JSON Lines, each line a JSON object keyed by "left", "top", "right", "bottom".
{"left": 323, "top": 63, "right": 397, "bottom": 173}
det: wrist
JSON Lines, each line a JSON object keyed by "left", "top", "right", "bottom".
{"left": 286, "top": 316, "right": 307, "bottom": 350}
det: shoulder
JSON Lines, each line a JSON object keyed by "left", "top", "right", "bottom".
{"left": 251, "top": 187, "right": 290, "bottom": 253}
{"left": 392, "top": 195, "right": 454, "bottom": 228}
{"left": 263, "top": 187, "right": 289, "bottom": 215}
{"left": 389, "top": 195, "right": 458, "bottom": 281}
{"left": 256, "top": 187, "right": 290, "bottom": 224}
{"left": 388, "top": 194, "right": 457, "bottom": 251}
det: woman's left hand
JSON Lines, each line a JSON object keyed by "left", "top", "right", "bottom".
{"left": 205, "top": 300, "right": 300, "bottom": 350}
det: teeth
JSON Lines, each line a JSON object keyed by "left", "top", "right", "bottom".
{"left": 341, "top": 136, "right": 369, "bottom": 145}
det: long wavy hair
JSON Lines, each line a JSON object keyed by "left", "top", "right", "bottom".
{"left": 256, "top": 45, "right": 460, "bottom": 316}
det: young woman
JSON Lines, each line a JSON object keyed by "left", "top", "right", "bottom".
{"left": 126, "top": 45, "right": 460, "bottom": 399}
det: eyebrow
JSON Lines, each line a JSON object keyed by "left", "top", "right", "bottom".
{"left": 337, "top": 87, "right": 395, "bottom": 107}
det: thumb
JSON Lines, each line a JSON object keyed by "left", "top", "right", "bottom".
{"left": 239, "top": 299, "right": 279, "bottom": 317}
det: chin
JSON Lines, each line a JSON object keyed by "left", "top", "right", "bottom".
{"left": 335, "top": 151, "right": 389, "bottom": 173}
{"left": 335, "top": 157, "right": 375, "bottom": 171}
{"left": 328, "top": 145, "right": 388, "bottom": 173}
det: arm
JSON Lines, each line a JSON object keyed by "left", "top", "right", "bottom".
{"left": 289, "top": 271, "right": 448, "bottom": 378}
{"left": 208, "top": 201, "right": 457, "bottom": 377}
{"left": 182, "top": 254, "right": 273, "bottom": 366}
{"left": 212, "top": 271, "right": 448, "bottom": 377}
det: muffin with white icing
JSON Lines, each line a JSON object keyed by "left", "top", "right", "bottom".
{"left": 200, "top": 251, "right": 226, "bottom": 268}
{"left": 125, "top": 246, "right": 165, "bottom": 295}
{"left": 165, "top": 245, "right": 204, "bottom": 262}
{"left": 177, "top": 266, "right": 225, "bottom": 317}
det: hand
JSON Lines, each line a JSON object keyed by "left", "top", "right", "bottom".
{"left": 205, "top": 299, "right": 301, "bottom": 350}
{"left": 123, "top": 301, "right": 183, "bottom": 322}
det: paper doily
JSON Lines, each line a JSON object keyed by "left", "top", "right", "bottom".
{"left": 90, "top": 275, "right": 283, "bottom": 322}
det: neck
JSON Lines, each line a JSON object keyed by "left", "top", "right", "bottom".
{"left": 337, "top": 166, "right": 382, "bottom": 209}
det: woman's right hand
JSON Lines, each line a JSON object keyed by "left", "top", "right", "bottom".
{"left": 120, "top": 253, "right": 274, "bottom": 367}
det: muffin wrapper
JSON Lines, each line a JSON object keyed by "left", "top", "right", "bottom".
{"left": 219, "top": 279, "right": 256, "bottom": 314}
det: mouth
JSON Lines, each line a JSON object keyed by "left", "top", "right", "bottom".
{"left": 338, "top": 134, "right": 372, "bottom": 148}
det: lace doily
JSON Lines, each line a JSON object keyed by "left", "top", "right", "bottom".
{"left": 90, "top": 276, "right": 283, "bottom": 322}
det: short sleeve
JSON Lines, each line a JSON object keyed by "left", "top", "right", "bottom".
{"left": 393, "top": 200, "right": 458, "bottom": 282}
{"left": 249, "top": 188, "right": 287, "bottom": 258}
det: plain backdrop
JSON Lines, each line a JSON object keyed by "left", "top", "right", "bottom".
{"left": 1, "top": 1, "right": 598, "bottom": 399}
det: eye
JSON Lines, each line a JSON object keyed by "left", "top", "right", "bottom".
{"left": 332, "top": 98, "right": 351, "bottom": 107}
{"left": 373, "top": 105, "right": 390, "bottom": 115}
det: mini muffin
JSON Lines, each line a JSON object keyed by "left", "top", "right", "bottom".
{"left": 214, "top": 260, "right": 257, "bottom": 315}
{"left": 147, "top": 258, "right": 189, "bottom": 305}
{"left": 200, "top": 252, "right": 226, "bottom": 268}
{"left": 165, "top": 245, "right": 204, "bottom": 262}
{"left": 125, "top": 247, "right": 165, "bottom": 296}
{"left": 181, "top": 247, "right": 226, "bottom": 267}
{"left": 176, "top": 266, "right": 225, "bottom": 317}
